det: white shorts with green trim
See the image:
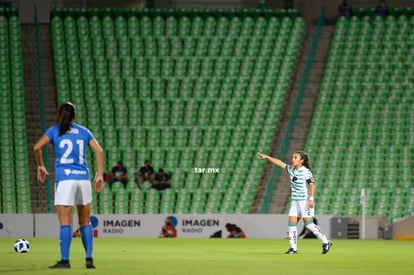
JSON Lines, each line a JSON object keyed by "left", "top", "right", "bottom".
{"left": 288, "top": 200, "right": 314, "bottom": 218}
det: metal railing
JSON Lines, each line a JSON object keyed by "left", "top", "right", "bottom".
{"left": 50, "top": 0, "right": 294, "bottom": 9}
{"left": 350, "top": 0, "right": 414, "bottom": 7}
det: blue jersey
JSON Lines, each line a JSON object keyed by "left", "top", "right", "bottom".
{"left": 45, "top": 123, "right": 94, "bottom": 182}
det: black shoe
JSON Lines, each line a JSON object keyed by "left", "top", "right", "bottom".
{"left": 86, "top": 258, "right": 96, "bottom": 269}
{"left": 322, "top": 241, "right": 333, "bottom": 254}
{"left": 49, "top": 260, "right": 70, "bottom": 269}
{"left": 284, "top": 248, "right": 298, "bottom": 254}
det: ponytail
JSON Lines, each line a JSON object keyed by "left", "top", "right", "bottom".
{"left": 57, "top": 102, "right": 76, "bottom": 136}
{"left": 297, "top": 151, "right": 311, "bottom": 170}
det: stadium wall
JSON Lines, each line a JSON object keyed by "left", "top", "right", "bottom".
{"left": 392, "top": 216, "right": 414, "bottom": 240}
{"left": 0, "top": 214, "right": 335, "bottom": 239}
{"left": 0, "top": 214, "right": 391, "bottom": 239}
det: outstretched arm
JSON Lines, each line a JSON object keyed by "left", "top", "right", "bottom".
{"left": 257, "top": 152, "right": 287, "bottom": 170}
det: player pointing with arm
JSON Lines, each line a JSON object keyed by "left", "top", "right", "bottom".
{"left": 34, "top": 102, "right": 104, "bottom": 269}
{"left": 258, "top": 151, "right": 332, "bottom": 254}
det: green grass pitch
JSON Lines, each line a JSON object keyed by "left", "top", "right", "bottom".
{"left": 0, "top": 238, "right": 413, "bottom": 274}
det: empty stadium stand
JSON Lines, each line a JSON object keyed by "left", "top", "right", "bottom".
{"left": 4, "top": 4, "right": 411, "bottom": 222}
{"left": 304, "top": 13, "right": 414, "bottom": 220}
{"left": 50, "top": 8, "right": 304, "bottom": 214}
{"left": 0, "top": 6, "right": 31, "bottom": 213}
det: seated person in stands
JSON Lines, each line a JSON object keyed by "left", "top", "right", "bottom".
{"left": 337, "top": 0, "right": 352, "bottom": 18}
{"left": 152, "top": 168, "right": 171, "bottom": 190}
{"left": 108, "top": 161, "right": 128, "bottom": 190}
{"left": 374, "top": 1, "right": 389, "bottom": 17}
{"left": 138, "top": 160, "right": 155, "bottom": 188}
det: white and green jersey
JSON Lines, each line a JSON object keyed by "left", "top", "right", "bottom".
{"left": 285, "top": 165, "right": 314, "bottom": 201}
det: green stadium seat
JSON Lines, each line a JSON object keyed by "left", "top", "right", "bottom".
{"left": 308, "top": 14, "right": 413, "bottom": 218}
{"left": 0, "top": 13, "right": 30, "bottom": 214}
{"left": 50, "top": 8, "right": 304, "bottom": 214}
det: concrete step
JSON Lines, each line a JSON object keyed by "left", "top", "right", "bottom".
{"left": 257, "top": 23, "right": 335, "bottom": 214}
{"left": 250, "top": 26, "right": 315, "bottom": 213}
{"left": 22, "top": 23, "right": 57, "bottom": 213}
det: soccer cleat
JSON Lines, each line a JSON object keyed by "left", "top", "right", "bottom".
{"left": 284, "top": 248, "right": 299, "bottom": 254}
{"left": 49, "top": 260, "right": 70, "bottom": 269}
{"left": 322, "top": 241, "right": 333, "bottom": 254}
{"left": 86, "top": 258, "right": 96, "bottom": 269}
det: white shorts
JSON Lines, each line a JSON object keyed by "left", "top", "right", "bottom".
{"left": 54, "top": 180, "right": 92, "bottom": 206}
{"left": 288, "top": 200, "right": 314, "bottom": 218}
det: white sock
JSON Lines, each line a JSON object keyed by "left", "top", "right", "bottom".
{"left": 288, "top": 226, "right": 298, "bottom": 250}
{"left": 306, "top": 223, "right": 329, "bottom": 243}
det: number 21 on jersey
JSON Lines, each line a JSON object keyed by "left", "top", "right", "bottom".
{"left": 59, "top": 139, "right": 85, "bottom": 164}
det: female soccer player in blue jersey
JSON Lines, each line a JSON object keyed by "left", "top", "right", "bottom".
{"left": 34, "top": 102, "right": 104, "bottom": 269}
{"left": 258, "top": 151, "right": 332, "bottom": 255}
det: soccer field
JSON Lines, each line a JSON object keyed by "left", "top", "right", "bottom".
{"left": 0, "top": 238, "right": 413, "bottom": 274}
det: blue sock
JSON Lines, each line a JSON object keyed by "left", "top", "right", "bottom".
{"left": 59, "top": 225, "right": 72, "bottom": 261}
{"left": 80, "top": 225, "right": 93, "bottom": 259}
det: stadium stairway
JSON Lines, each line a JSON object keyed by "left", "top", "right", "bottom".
{"left": 249, "top": 23, "right": 312, "bottom": 213}
{"left": 21, "top": 24, "right": 57, "bottom": 213}
{"left": 274, "top": 24, "right": 334, "bottom": 214}
{"left": 254, "top": 24, "right": 334, "bottom": 214}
